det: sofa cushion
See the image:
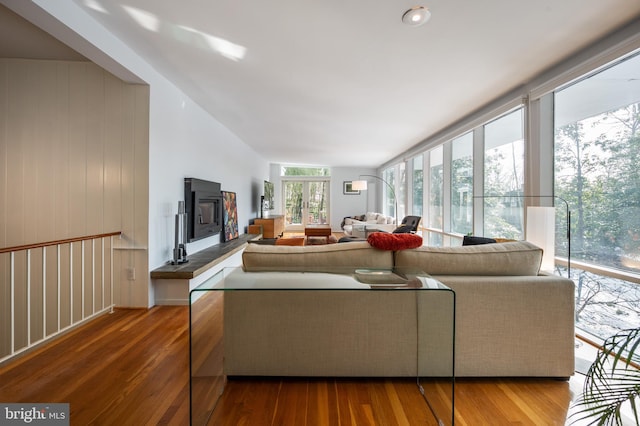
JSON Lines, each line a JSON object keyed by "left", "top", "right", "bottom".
{"left": 365, "top": 212, "right": 378, "bottom": 221}
{"left": 243, "top": 241, "right": 394, "bottom": 272}
{"left": 367, "top": 232, "right": 423, "bottom": 251}
{"left": 394, "top": 241, "right": 543, "bottom": 276}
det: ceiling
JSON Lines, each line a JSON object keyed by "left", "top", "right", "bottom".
{"left": 3, "top": 1, "right": 640, "bottom": 167}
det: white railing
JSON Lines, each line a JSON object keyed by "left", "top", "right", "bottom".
{"left": 0, "top": 232, "right": 121, "bottom": 364}
{"left": 418, "top": 227, "right": 465, "bottom": 247}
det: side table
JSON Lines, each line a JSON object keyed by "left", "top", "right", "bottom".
{"left": 304, "top": 224, "right": 332, "bottom": 243}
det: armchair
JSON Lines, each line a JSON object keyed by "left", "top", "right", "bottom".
{"left": 392, "top": 216, "right": 421, "bottom": 233}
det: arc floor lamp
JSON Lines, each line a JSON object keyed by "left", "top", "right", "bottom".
{"left": 351, "top": 175, "right": 398, "bottom": 222}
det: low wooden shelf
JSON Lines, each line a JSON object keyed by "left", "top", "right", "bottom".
{"left": 253, "top": 215, "right": 284, "bottom": 239}
{"left": 151, "top": 233, "right": 260, "bottom": 305}
{"left": 151, "top": 234, "right": 258, "bottom": 280}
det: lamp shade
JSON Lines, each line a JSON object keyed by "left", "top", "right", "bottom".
{"left": 526, "top": 206, "right": 555, "bottom": 272}
{"left": 351, "top": 180, "right": 368, "bottom": 191}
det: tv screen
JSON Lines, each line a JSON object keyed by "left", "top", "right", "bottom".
{"left": 263, "top": 180, "right": 275, "bottom": 210}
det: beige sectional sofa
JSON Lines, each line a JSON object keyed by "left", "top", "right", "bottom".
{"left": 223, "top": 241, "right": 575, "bottom": 378}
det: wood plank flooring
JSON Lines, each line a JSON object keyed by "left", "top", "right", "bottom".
{"left": 0, "top": 293, "right": 583, "bottom": 425}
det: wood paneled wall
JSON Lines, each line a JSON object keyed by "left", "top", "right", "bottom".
{"left": 0, "top": 59, "right": 149, "bottom": 318}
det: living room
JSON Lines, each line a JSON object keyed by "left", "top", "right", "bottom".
{"left": 2, "top": 0, "right": 640, "bottom": 424}
{"left": 1, "top": 1, "right": 638, "bottom": 309}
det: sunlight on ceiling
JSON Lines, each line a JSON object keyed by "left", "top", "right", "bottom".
{"left": 83, "top": 0, "right": 108, "bottom": 14}
{"left": 176, "top": 25, "right": 246, "bottom": 61}
{"left": 84, "top": 0, "right": 246, "bottom": 61}
{"left": 122, "top": 5, "right": 159, "bottom": 32}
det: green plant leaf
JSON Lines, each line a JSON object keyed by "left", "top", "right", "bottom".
{"left": 569, "top": 328, "right": 640, "bottom": 425}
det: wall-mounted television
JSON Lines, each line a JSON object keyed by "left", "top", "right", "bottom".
{"left": 263, "top": 180, "right": 275, "bottom": 211}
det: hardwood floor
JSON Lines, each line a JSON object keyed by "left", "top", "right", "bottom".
{"left": 0, "top": 295, "right": 583, "bottom": 425}
{"left": 0, "top": 306, "right": 191, "bottom": 425}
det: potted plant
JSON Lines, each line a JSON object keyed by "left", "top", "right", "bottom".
{"left": 569, "top": 328, "right": 640, "bottom": 425}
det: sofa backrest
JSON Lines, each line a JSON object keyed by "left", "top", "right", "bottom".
{"left": 394, "top": 241, "right": 543, "bottom": 276}
{"left": 242, "top": 241, "right": 394, "bottom": 272}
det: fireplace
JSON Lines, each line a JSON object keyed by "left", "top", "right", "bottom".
{"left": 184, "top": 178, "right": 222, "bottom": 242}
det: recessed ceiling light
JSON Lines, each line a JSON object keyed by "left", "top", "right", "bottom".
{"left": 402, "top": 6, "right": 431, "bottom": 27}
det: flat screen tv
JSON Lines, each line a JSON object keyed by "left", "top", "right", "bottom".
{"left": 263, "top": 180, "right": 275, "bottom": 210}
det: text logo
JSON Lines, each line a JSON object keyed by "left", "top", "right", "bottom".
{"left": 0, "top": 404, "right": 69, "bottom": 425}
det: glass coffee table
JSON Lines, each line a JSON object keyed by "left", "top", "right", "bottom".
{"left": 189, "top": 267, "right": 455, "bottom": 425}
{"left": 351, "top": 223, "right": 386, "bottom": 238}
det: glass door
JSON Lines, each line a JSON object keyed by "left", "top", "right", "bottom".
{"left": 283, "top": 180, "right": 329, "bottom": 231}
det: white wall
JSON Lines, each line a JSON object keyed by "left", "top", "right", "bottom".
{"left": 147, "top": 78, "right": 267, "bottom": 270}
{"left": 330, "top": 167, "right": 377, "bottom": 230}
{"left": 10, "top": 0, "right": 269, "bottom": 307}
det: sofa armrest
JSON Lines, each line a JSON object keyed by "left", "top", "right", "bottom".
{"left": 435, "top": 275, "right": 575, "bottom": 377}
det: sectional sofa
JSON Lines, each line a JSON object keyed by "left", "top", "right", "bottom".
{"left": 222, "top": 240, "right": 575, "bottom": 378}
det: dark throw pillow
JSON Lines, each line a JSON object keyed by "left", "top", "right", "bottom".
{"left": 367, "top": 232, "right": 423, "bottom": 250}
{"left": 462, "top": 235, "right": 497, "bottom": 246}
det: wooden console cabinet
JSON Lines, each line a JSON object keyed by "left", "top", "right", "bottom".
{"left": 254, "top": 215, "right": 284, "bottom": 239}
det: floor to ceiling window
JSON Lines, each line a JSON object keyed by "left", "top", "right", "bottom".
{"left": 428, "top": 146, "right": 444, "bottom": 246}
{"left": 412, "top": 155, "right": 424, "bottom": 218}
{"left": 397, "top": 162, "right": 407, "bottom": 220}
{"left": 451, "top": 132, "right": 473, "bottom": 235}
{"left": 377, "top": 37, "right": 640, "bottom": 342}
{"left": 483, "top": 108, "right": 525, "bottom": 239}
{"left": 382, "top": 167, "right": 396, "bottom": 220}
{"left": 555, "top": 52, "right": 640, "bottom": 339}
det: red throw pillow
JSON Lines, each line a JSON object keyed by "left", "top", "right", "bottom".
{"left": 367, "top": 232, "right": 423, "bottom": 250}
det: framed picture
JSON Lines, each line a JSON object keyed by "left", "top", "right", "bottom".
{"left": 343, "top": 181, "right": 360, "bottom": 195}
{"left": 221, "top": 191, "right": 239, "bottom": 241}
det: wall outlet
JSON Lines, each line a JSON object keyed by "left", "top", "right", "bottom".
{"left": 127, "top": 268, "right": 136, "bottom": 281}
